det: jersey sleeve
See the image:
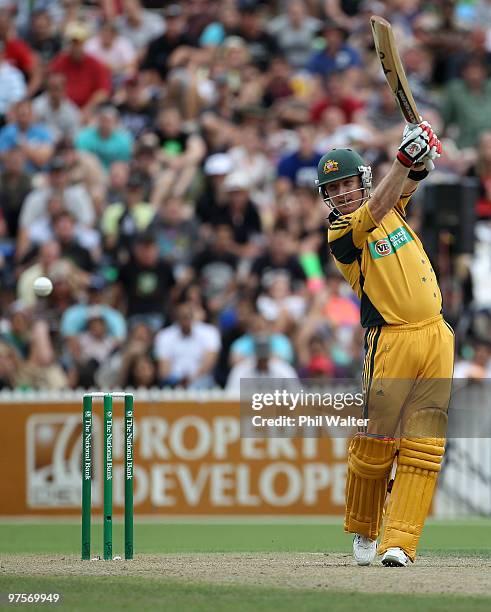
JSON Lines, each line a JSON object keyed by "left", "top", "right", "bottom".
{"left": 328, "top": 203, "right": 378, "bottom": 264}
{"left": 395, "top": 191, "right": 416, "bottom": 216}
{"left": 394, "top": 182, "right": 419, "bottom": 217}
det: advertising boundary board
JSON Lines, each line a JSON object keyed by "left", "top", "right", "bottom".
{"left": 0, "top": 393, "right": 348, "bottom": 517}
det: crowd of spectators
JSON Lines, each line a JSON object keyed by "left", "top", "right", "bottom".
{"left": 1, "top": 0, "right": 491, "bottom": 391}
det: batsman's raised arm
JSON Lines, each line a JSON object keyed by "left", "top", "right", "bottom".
{"left": 367, "top": 160, "right": 409, "bottom": 224}
{"left": 369, "top": 122, "right": 441, "bottom": 224}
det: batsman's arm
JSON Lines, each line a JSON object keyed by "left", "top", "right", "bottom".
{"left": 368, "top": 160, "right": 410, "bottom": 224}
{"left": 401, "top": 162, "right": 428, "bottom": 196}
{"left": 369, "top": 122, "right": 438, "bottom": 222}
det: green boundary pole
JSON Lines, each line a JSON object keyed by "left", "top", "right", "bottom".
{"left": 124, "top": 394, "right": 134, "bottom": 560}
{"left": 103, "top": 394, "right": 113, "bottom": 561}
{"left": 81, "top": 396, "right": 92, "bottom": 560}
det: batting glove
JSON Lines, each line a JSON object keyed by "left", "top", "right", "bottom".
{"left": 420, "top": 121, "right": 442, "bottom": 170}
{"left": 397, "top": 123, "right": 432, "bottom": 168}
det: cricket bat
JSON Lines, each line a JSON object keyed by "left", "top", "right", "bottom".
{"left": 370, "top": 15, "right": 434, "bottom": 170}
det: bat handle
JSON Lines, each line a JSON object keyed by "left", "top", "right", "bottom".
{"left": 424, "top": 157, "right": 435, "bottom": 171}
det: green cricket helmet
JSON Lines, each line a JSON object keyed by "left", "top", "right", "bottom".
{"left": 315, "top": 148, "right": 372, "bottom": 218}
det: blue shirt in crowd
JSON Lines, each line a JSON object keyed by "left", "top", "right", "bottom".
{"left": 277, "top": 151, "right": 322, "bottom": 187}
{"left": 0, "top": 123, "right": 54, "bottom": 172}
{"left": 307, "top": 44, "right": 362, "bottom": 78}
{"left": 75, "top": 126, "right": 133, "bottom": 170}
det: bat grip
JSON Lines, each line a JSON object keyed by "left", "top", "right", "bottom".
{"left": 424, "top": 158, "right": 435, "bottom": 171}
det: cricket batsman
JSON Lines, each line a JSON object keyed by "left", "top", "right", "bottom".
{"left": 317, "top": 122, "right": 454, "bottom": 567}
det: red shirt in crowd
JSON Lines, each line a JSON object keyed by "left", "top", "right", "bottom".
{"left": 310, "top": 96, "right": 365, "bottom": 124}
{"left": 5, "top": 39, "right": 36, "bottom": 74}
{"left": 49, "top": 52, "right": 111, "bottom": 108}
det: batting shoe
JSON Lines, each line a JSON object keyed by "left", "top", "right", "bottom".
{"left": 381, "top": 547, "right": 410, "bottom": 567}
{"left": 353, "top": 534, "right": 377, "bottom": 566}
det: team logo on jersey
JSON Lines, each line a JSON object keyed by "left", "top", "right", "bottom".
{"left": 374, "top": 239, "right": 391, "bottom": 256}
{"left": 323, "top": 160, "right": 339, "bottom": 174}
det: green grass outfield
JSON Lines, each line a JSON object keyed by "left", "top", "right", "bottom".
{"left": 1, "top": 518, "right": 491, "bottom": 611}
{"left": 1, "top": 517, "right": 491, "bottom": 555}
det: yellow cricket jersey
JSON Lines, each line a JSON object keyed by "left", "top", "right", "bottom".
{"left": 328, "top": 195, "right": 442, "bottom": 327}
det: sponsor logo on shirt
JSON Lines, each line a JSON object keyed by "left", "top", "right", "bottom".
{"left": 368, "top": 226, "right": 413, "bottom": 259}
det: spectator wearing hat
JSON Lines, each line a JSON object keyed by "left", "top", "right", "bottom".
{"left": 101, "top": 170, "right": 155, "bottom": 255}
{"left": 16, "top": 155, "right": 94, "bottom": 260}
{"left": 85, "top": 20, "right": 138, "bottom": 83}
{"left": 0, "top": 9, "right": 42, "bottom": 97}
{"left": 0, "top": 40, "right": 26, "bottom": 124}
{"left": 140, "top": 4, "right": 195, "bottom": 82}
{"left": 115, "top": 0, "right": 165, "bottom": 58}
{"left": 33, "top": 72, "right": 81, "bottom": 141}
{"left": 154, "top": 301, "right": 220, "bottom": 389}
{"left": 215, "top": 171, "right": 263, "bottom": 259}
{"left": 196, "top": 153, "right": 233, "bottom": 228}
{"left": 268, "top": 0, "right": 321, "bottom": 69}
{"left": 49, "top": 22, "right": 111, "bottom": 116}
{"left": 0, "top": 98, "right": 54, "bottom": 174}
{"left": 75, "top": 105, "right": 133, "bottom": 170}
{"left": 226, "top": 333, "right": 298, "bottom": 392}
{"left": 306, "top": 19, "right": 362, "bottom": 83}
{"left": 150, "top": 106, "right": 205, "bottom": 202}
{"left": 118, "top": 231, "right": 176, "bottom": 331}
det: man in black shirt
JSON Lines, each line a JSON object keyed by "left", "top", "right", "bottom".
{"left": 116, "top": 76, "right": 157, "bottom": 139}
{"left": 213, "top": 172, "right": 262, "bottom": 258}
{"left": 233, "top": 1, "right": 278, "bottom": 71}
{"left": 250, "top": 225, "right": 306, "bottom": 291}
{"left": 118, "top": 232, "right": 175, "bottom": 331}
{"left": 53, "top": 211, "right": 95, "bottom": 272}
{"left": 140, "top": 4, "right": 195, "bottom": 81}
